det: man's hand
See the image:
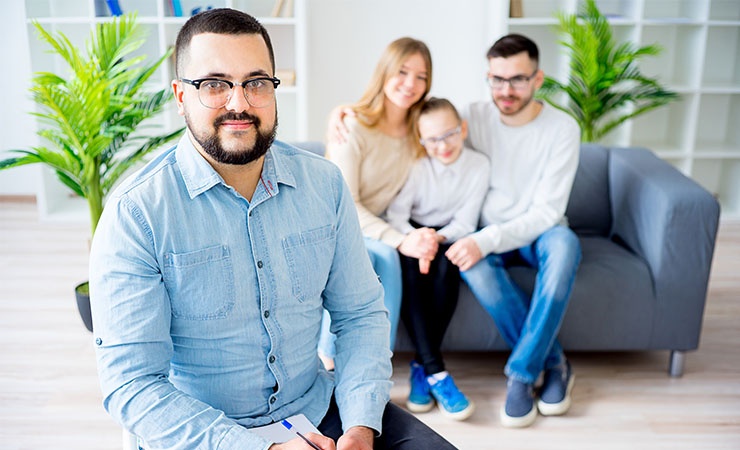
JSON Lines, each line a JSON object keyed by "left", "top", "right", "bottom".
{"left": 326, "top": 106, "right": 355, "bottom": 145}
{"left": 398, "top": 228, "right": 438, "bottom": 262}
{"left": 446, "top": 237, "right": 483, "bottom": 272}
{"left": 336, "top": 426, "right": 374, "bottom": 450}
{"left": 270, "top": 432, "right": 336, "bottom": 450}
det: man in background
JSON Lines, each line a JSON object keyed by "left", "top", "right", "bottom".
{"left": 446, "top": 33, "right": 581, "bottom": 428}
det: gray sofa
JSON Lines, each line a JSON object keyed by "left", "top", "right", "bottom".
{"left": 295, "top": 142, "right": 721, "bottom": 376}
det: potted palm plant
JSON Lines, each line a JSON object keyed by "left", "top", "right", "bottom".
{"left": 0, "top": 13, "right": 183, "bottom": 331}
{"left": 537, "top": 0, "right": 679, "bottom": 143}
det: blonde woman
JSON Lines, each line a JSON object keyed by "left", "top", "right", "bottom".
{"left": 319, "top": 37, "right": 439, "bottom": 370}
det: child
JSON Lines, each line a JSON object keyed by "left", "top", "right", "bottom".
{"left": 386, "top": 97, "right": 490, "bottom": 421}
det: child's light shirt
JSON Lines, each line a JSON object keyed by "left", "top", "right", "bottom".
{"left": 386, "top": 147, "right": 490, "bottom": 243}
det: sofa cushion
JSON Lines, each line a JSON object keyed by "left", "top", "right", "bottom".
{"left": 566, "top": 145, "right": 612, "bottom": 236}
{"left": 508, "top": 236, "right": 655, "bottom": 350}
{"left": 395, "top": 236, "right": 657, "bottom": 352}
{"left": 437, "top": 282, "right": 505, "bottom": 350}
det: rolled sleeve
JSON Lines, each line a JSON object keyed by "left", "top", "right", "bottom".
{"left": 322, "top": 169, "right": 393, "bottom": 434}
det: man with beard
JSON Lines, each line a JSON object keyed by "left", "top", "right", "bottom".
{"left": 445, "top": 34, "right": 581, "bottom": 428}
{"left": 89, "top": 8, "right": 454, "bottom": 450}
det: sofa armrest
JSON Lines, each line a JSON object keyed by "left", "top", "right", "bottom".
{"left": 608, "top": 147, "right": 720, "bottom": 349}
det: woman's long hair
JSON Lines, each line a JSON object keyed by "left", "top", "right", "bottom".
{"left": 352, "top": 37, "right": 432, "bottom": 157}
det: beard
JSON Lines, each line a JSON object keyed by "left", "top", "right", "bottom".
{"left": 187, "top": 110, "right": 278, "bottom": 165}
{"left": 493, "top": 90, "right": 535, "bottom": 116}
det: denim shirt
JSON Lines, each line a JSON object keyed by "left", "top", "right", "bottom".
{"left": 89, "top": 136, "right": 391, "bottom": 450}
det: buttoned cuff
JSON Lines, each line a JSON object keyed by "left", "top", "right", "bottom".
{"left": 217, "top": 424, "right": 272, "bottom": 450}
{"left": 338, "top": 392, "right": 388, "bottom": 437}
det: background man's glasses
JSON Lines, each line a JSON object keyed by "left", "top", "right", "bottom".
{"left": 420, "top": 126, "right": 462, "bottom": 149}
{"left": 181, "top": 77, "right": 281, "bottom": 109}
{"left": 486, "top": 69, "right": 538, "bottom": 90}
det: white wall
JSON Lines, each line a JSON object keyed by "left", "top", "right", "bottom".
{"left": 304, "top": 0, "right": 495, "bottom": 141}
{"left": 1, "top": 1, "right": 39, "bottom": 195}
{"left": 0, "top": 0, "right": 498, "bottom": 194}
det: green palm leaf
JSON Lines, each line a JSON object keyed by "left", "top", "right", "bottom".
{"left": 537, "top": 0, "right": 679, "bottom": 142}
{"left": 0, "top": 13, "right": 184, "bottom": 235}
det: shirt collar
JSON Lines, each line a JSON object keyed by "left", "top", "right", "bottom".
{"left": 176, "top": 133, "right": 297, "bottom": 200}
{"left": 176, "top": 134, "right": 224, "bottom": 199}
{"left": 264, "top": 141, "right": 297, "bottom": 190}
{"left": 429, "top": 151, "right": 464, "bottom": 177}
{"left": 250, "top": 142, "right": 297, "bottom": 206}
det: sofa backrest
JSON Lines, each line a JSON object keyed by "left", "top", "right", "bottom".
{"left": 292, "top": 141, "right": 614, "bottom": 237}
{"left": 565, "top": 144, "right": 612, "bottom": 237}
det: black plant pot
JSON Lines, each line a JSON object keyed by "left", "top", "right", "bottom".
{"left": 75, "top": 281, "right": 93, "bottom": 332}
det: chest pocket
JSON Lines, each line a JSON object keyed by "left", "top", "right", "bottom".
{"left": 282, "top": 225, "right": 336, "bottom": 303}
{"left": 163, "top": 245, "right": 235, "bottom": 320}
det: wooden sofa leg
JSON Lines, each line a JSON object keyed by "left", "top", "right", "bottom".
{"left": 669, "top": 350, "right": 685, "bottom": 377}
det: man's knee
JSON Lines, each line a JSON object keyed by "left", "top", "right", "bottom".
{"left": 540, "top": 226, "right": 581, "bottom": 264}
{"left": 379, "top": 402, "right": 456, "bottom": 449}
{"left": 462, "top": 254, "right": 500, "bottom": 284}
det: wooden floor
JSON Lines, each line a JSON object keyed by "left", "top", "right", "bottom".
{"left": 1, "top": 200, "right": 739, "bottom": 449}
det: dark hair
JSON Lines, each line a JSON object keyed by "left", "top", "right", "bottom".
{"left": 175, "top": 8, "right": 275, "bottom": 77}
{"left": 486, "top": 33, "right": 539, "bottom": 65}
{"left": 420, "top": 97, "right": 460, "bottom": 122}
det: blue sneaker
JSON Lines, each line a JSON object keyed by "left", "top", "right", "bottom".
{"left": 406, "top": 361, "right": 433, "bottom": 413}
{"left": 501, "top": 378, "right": 537, "bottom": 428}
{"left": 537, "top": 360, "right": 575, "bottom": 416}
{"left": 428, "top": 374, "right": 475, "bottom": 421}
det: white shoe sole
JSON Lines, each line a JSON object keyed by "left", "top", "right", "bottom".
{"left": 439, "top": 400, "right": 475, "bottom": 421}
{"left": 500, "top": 404, "right": 537, "bottom": 428}
{"left": 537, "top": 374, "right": 575, "bottom": 416}
{"left": 406, "top": 399, "right": 434, "bottom": 413}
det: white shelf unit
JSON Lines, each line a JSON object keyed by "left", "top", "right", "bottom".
{"left": 493, "top": 0, "right": 740, "bottom": 218}
{"left": 23, "top": 0, "right": 307, "bottom": 224}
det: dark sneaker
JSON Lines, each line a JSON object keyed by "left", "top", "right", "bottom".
{"left": 406, "top": 361, "right": 434, "bottom": 413}
{"left": 501, "top": 378, "right": 537, "bottom": 428}
{"left": 537, "top": 360, "right": 575, "bottom": 416}
{"left": 429, "top": 374, "right": 475, "bottom": 421}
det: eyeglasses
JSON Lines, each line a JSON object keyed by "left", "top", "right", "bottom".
{"left": 486, "top": 69, "right": 538, "bottom": 90}
{"left": 419, "top": 126, "right": 462, "bottom": 149}
{"left": 180, "top": 76, "right": 281, "bottom": 109}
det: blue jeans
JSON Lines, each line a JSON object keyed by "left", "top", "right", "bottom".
{"left": 318, "top": 238, "right": 402, "bottom": 358}
{"left": 461, "top": 225, "right": 581, "bottom": 384}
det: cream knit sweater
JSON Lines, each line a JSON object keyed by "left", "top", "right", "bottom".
{"left": 326, "top": 117, "right": 417, "bottom": 248}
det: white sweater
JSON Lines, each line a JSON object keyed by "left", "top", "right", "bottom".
{"left": 462, "top": 101, "right": 580, "bottom": 255}
{"left": 385, "top": 148, "right": 490, "bottom": 243}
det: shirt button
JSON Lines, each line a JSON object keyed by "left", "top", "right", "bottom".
{"left": 270, "top": 397, "right": 276, "bottom": 404}
{"left": 264, "top": 310, "right": 270, "bottom": 318}
{"left": 95, "top": 338, "right": 102, "bottom": 346}
{"left": 257, "top": 260, "right": 263, "bottom": 268}
{"left": 269, "top": 355, "right": 276, "bottom": 363}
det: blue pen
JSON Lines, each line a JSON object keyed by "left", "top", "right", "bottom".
{"left": 281, "top": 419, "right": 321, "bottom": 450}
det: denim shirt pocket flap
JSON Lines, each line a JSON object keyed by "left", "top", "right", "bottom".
{"left": 281, "top": 225, "right": 336, "bottom": 303}
{"left": 163, "top": 244, "right": 236, "bottom": 319}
